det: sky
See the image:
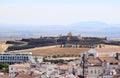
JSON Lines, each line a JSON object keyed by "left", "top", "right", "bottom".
{"left": 0, "top": 0, "right": 120, "bottom": 25}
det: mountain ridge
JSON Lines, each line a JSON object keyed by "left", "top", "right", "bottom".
{"left": 0, "top": 22, "right": 120, "bottom": 38}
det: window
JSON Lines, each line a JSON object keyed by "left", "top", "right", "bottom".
{"left": 98, "top": 70, "right": 100, "bottom": 74}
{"left": 11, "top": 68, "right": 13, "bottom": 70}
{"left": 114, "top": 63, "right": 118, "bottom": 65}
{"left": 91, "top": 70, "right": 93, "bottom": 74}
{"left": 94, "top": 70, "right": 96, "bottom": 74}
{"left": 110, "top": 63, "right": 113, "bottom": 65}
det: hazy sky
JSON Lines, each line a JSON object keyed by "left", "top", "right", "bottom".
{"left": 0, "top": 0, "right": 120, "bottom": 25}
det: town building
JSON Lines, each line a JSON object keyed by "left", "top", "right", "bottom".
{"left": 87, "top": 66, "right": 105, "bottom": 78}
{"left": 9, "top": 63, "right": 30, "bottom": 73}
{"left": 0, "top": 52, "right": 34, "bottom": 64}
{"left": 80, "top": 48, "right": 120, "bottom": 78}
{"left": 33, "top": 56, "right": 43, "bottom": 63}
{"left": 86, "top": 48, "right": 120, "bottom": 58}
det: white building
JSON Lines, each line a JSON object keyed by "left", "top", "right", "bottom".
{"left": 87, "top": 66, "right": 105, "bottom": 78}
{"left": 9, "top": 63, "right": 30, "bottom": 73}
{"left": 81, "top": 48, "right": 120, "bottom": 78}
{"left": 9, "top": 63, "right": 30, "bottom": 78}
{"left": 33, "top": 56, "right": 43, "bottom": 63}
{"left": 0, "top": 52, "right": 34, "bottom": 64}
{"left": 87, "top": 48, "right": 120, "bottom": 58}
{"left": 86, "top": 48, "right": 120, "bottom": 69}
{"left": 117, "top": 53, "right": 120, "bottom": 60}
{"left": 100, "top": 57, "right": 120, "bottom": 69}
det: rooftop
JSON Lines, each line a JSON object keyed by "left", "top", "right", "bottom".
{"left": 0, "top": 52, "right": 32, "bottom": 54}
{"left": 88, "top": 58, "right": 102, "bottom": 65}
{"left": 0, "top": 73, "right": 9, "bottom": 78}
{"left": 95, "top": 48, "right": 120, "bottom": 53}
{"left": 99, "top": 57, "right": 119, "bottom": 63}
{"left": 10, "top": 63, "right": 30, "bottom": 67}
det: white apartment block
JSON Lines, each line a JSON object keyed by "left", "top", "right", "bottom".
{"left": 0, "top": 52, "right": 34, "bottom": 64}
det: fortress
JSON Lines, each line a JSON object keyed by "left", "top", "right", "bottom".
{"left": 5, "top": 32, "right": 119, "bottom": 51}
{"left": 57, "top": 32, "right": 106, "bottom": 48}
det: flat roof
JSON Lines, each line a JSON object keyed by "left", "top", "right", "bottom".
{"left": 0, "top": 52, "right": 32, "bottom": 54}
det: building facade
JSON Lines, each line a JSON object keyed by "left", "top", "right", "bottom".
{"left": 0, "top": 52, "right": 33, "bottom": 64}
{"left": 87, "top": 66, "right": 105, "bottom": 78}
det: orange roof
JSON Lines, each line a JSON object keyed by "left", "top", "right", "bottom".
{"left": 59, "top": 64, "right": 69, "bottom": 70}
{"left": 0, "top": 74, "right": 9, "bottom": 78}
{"left": 10, "top": 63, "right": 30, "bottom": 67}
{"left": 99, "top": 57, "right": 119, "bottom": 63}
{"left": 58, "top": 64, "right": 72, "bottom": 70}
{"left": 88, "top": 58, "right": 101, "bottom": 64}
{"left": 95, "top": 48, "right": 120, "bottom": 52}
{"left": 14, "top": 72, "right": 39, "bottom": 78}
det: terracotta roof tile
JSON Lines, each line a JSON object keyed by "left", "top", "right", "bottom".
{"left": 88, "top": 58, "right": 102, "bottom": 65}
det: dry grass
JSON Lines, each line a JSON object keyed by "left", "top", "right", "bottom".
{"left": 0, "top": 38, "right": 89, "bottom": 55}
{"left": 15, "top": 46, "right": 89, "bottom": 56}
{"left": 0, "top": 43, "right": 10, "bottom": 52}
{"left": 0, "top": 38, "right": 21, "bottom": 52}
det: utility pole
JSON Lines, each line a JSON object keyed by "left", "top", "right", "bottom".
{"left": 82, "top": 54, "right": 85, "bottom": 78}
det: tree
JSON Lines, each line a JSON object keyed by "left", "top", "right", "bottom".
{"left": 0, "top": 63, "right": 9, "bottom": 73}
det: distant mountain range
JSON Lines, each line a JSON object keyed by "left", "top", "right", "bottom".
{"left": 0, "top": 22, "right": 120, "bottom": 39}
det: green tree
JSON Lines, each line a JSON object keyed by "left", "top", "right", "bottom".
{"left": 0, "top": 63, "right": 9, "bottom": 73}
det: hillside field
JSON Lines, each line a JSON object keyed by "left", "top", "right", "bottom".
{"left": 13, "top": 46, "right": 89, "bottom": 56}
